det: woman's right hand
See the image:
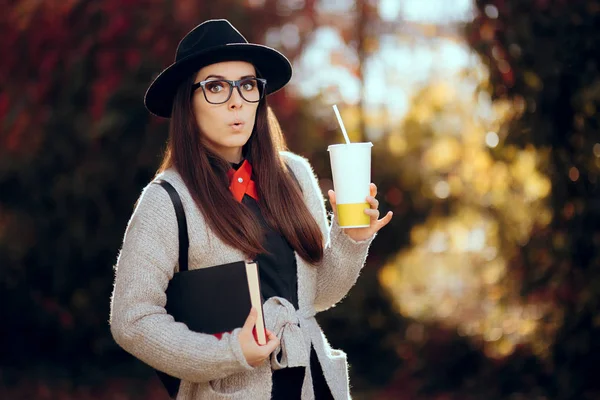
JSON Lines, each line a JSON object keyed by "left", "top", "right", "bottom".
{"left": 239, "top": 308, "right": 279, "bottom": 367}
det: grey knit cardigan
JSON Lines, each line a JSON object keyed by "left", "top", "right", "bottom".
{"left": 109, "top": 151, "right": 376, "bottom": 399}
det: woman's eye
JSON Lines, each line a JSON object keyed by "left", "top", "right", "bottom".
{"left": 242, "top": 81, "right": 256, "bottom": 91}
{"left": 206, "top": 82, "right": 224, "bottom": 92}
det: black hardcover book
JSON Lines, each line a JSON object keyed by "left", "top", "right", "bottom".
{"left": 165, "top": 260, "right": 267, "bottom": 343}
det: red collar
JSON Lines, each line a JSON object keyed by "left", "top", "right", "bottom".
{"left": 226, "top": 159, "right": 258, "bottom": 202}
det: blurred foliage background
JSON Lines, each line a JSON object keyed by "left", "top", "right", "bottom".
{"left": 1, "top": 0, "right": 599, "bottom": 399}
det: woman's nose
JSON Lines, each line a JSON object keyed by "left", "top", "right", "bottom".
{"left": 228, "top": 87, "right": 243, "bottom": 109}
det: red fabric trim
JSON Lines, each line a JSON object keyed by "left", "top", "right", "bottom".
{"left": 213, "top": 328, "right": 265, "bottom": 344}
{"left": 227, "top": 159, "right": 259, "bottom": 202}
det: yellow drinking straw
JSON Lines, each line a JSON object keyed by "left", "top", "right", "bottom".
{"left": 332, "top": 105, "right": 351, "bottom": 144}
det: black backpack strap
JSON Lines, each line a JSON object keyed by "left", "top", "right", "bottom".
{"left": 151, "top": 179, "right": 189, "bottom": 399}
{"left": 153, "top": 179, "right": 189, "bottom": 273}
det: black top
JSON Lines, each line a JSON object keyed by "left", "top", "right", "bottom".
{"left": 230, "top": 161, "right": 333, "bottom": 400}
{"left": 231, "top": 159, "right": 299, "bottom": 309}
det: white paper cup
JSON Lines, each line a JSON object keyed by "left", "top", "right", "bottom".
{"left": 327, "top": 142, "right": 373, "bottom": 228}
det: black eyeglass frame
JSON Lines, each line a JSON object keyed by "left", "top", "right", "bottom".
{"left": 191, "top": 77, "right": 267, "bottom": 104}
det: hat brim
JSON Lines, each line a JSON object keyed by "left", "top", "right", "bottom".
{"left": 144, "top": 44, "right": 292, "bottom": 118}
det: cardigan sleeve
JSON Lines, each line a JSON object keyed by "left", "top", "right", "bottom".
{"left": 284, "top": 153, "right": 376, "bottom": 312}
{"left": 109, "top": 182, "right": 254, "bottom": 383}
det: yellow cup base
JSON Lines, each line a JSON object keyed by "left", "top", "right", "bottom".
{"left": 336, "top": 202, "right": 370, "bottom": 227}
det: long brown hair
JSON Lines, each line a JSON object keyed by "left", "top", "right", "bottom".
{"left": 157, "top": 74, "right": 324, "bottom": 264}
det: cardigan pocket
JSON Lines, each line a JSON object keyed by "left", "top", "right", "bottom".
{"left": 323, "top": 348, "right": 350, "bottom": 399}
{"left": 208, "top": 368, "right": 254, "bottom": 395}
{"left": 201, "top": 361, "right": 271, "bottom": 399}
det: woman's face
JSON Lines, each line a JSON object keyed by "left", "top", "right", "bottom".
{"left": 192, "top": 61, "right": 260, "bottom": 163}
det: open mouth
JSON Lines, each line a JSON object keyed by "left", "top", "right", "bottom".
{"left": 230, "top": 121, "right": 245, "bottom": 130}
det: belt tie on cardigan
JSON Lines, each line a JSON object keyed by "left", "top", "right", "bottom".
{"left": 263, "top": 297, "right": 311, "bottom": 370}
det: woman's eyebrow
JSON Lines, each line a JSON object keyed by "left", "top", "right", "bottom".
{"left": 204, "top": 74, "right": 257, "bottom": 80}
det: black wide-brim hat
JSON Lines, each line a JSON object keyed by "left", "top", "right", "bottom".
{"left": 144, "top": 19, "right": 292, "bottom": 118}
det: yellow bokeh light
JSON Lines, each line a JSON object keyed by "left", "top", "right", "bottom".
{"left": 377, "top": 55, "right": 557, "bottom": 359}
{"left": 423, "top": 137, "right": 462, "bottom": 170}
{"left": 387, "top": 133, "right": 408, "bottom": 156}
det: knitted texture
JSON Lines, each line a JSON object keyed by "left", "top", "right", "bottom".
{"left": 109, "top": 151, "right": 376, "bottom": 399}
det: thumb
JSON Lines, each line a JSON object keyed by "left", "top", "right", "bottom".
{"left": 263, "top": 332, "right": 280, "bottom": 353}
{"left": 242, "top": 307, "right": 257, "bottom": 333}
{"left": 328, "top": 190, "right": 337, "bottom": 216}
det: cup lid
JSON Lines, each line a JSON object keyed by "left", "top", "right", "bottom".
{"left": 327, "top": 142, "right": 373, "bottom": 151}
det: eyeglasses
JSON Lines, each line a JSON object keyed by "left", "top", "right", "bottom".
{"left": 191, "top": 77, "right": 267, "bottom": 104}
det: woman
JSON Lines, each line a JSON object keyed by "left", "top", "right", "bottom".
{"left": 109, "top": 19, "right": 393, "bottom": 400}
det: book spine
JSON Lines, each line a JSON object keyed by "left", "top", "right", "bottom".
{"left": 246, "top": 262, "right": 267, "bottom": 345}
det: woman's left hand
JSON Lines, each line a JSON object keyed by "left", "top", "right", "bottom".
{"left": 327, "top": 183, "right": 394, "bottom": 242}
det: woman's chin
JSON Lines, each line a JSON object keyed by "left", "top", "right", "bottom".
{"left": 221, "top": 135, "right": 251, "bottom": 148}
